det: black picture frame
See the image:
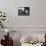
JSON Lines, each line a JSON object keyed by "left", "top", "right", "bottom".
{"left": 18, "top": 7, "right": 30, "bottom": 16}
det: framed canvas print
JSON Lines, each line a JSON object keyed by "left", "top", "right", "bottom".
{"left": 18, "top": 7, "right": 30, "bottom": 16}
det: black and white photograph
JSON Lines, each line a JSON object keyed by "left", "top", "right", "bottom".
{"left": 18, "top": 7, "right": 30, "bottom": 16}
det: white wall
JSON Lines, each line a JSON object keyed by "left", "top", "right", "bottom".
{"left": 31, "top": 0, "right": 46, "bottom": 27}
{"left": 0, "top": 0, "right": 46, "bottom": 27}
